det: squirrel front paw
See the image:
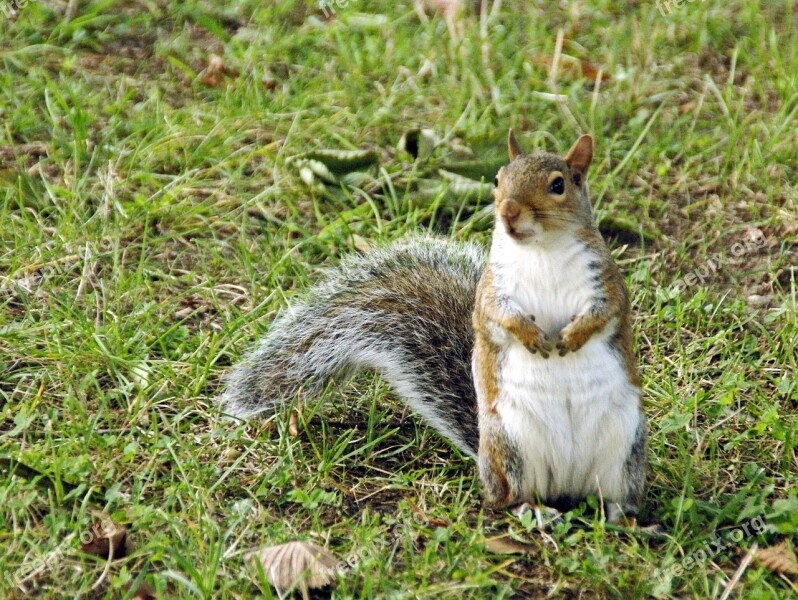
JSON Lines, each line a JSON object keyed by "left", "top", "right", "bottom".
{"left": 556, "top": 316, "right": 590, "bottom": 356}
{"left": 520, "top": 322, "right": 552, "bottom": 358}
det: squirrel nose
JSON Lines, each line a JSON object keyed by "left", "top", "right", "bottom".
{"left": 500, "top": 201, "right": 521, "bottom": 228}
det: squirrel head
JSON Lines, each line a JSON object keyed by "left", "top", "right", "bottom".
{"left": 493, "top": 130, "right": 594, "bottom": 243}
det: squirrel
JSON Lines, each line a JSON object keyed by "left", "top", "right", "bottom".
{"left": 472, "top": 131, "right": 646, "bottom": 522}
{"left": 218, "top": 130, "right": 646, "bottom": 522}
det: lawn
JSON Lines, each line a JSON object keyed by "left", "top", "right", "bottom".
{"left": 1, "top": 0, "right": 797, "bottom": 597}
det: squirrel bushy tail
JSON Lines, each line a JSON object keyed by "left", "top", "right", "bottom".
{"left": 218, "top": 236, "right": 485, "bottom": 457}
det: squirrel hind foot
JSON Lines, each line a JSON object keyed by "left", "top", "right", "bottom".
{"left": 512, "top": 502, "right": 564, "bottom": 529}
{"left": 604, "top": 502, "right": 639, "bottom": 525}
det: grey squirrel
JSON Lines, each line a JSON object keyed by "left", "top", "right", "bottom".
{"left": 219, "top": 131, "right": 646, "bottom": 521}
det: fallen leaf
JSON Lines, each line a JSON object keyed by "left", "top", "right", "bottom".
{"left": 79, "top": 515, "right": 128, "bottom": 560}
{"left": 577, "top": 59, "right": 610, "bottom": 82}
{"left": 532, "top": 54, "right": 612, "bottom": 82}
{"left": 300, "top": 149, "right": 379, "bottom": 173}
{"left": 755, "top": 541, "right": 798, "bottom": 576}
{"left": 202, "top": 54, "right": 238, "bottom": 88}
{"left": 679, "top": 101, "right": 696, "bottom": 114}
{"left": 248, "top": 541, "right": 341, "bottom": 593}
{"left": 202, "top": 54, "right": 225, "bottom": 87}
{"left": 746, "top": 294, "right": 773, "bottom": 307}
{"left": 351, "top": 235, "right": 371, "bottom": 253}
{"left": 484, "top": 535, "right": 534, "bottom": 555}
{"left": 598, "top": 213, "right": 651, "bottom": 245}
{"left": 399, "top": 128, "right": 440, "bottom": 160}
{"left": 637, "top": 523, "right": 669, "bottom": 536}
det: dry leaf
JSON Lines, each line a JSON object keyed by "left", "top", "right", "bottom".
{"left": 249, "top": 541, "right": 340, "bottom": 593}
{"left": 755, "top": 541, "right": 798, "bottom": 576}
{"left": 202, "top": 54, "right": 238, "bottom": 88}
{"left": 679, "top": 101, "right": 696, "bottom": 114}
{"left": 576, "top": 59, "right": 610, "bottom": 83}
{"left": 288, "top": 410, "right": 299, "bottom": 437}
{"left": 202, "top": 54, "right": 225, "bottom": 88}
{"left": 484, "top": 535, "right": 534, "bottom": 555}
{"left": 532, "top": 54, "right": 611, "bottom": 82}
{"left": 79, "top": 516, "right": 128, "bottom": 559}
{"left": 351, "top": 235, "right": 371, "bottom": 253}
{"left": 399, "top": 128, "right": 440, "bottom": 160}
{"left": 637, "top": 522, "right": 668, "bottom": 536}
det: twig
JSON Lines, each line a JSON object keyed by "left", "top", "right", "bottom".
{"left": 718, "top": 544, "right": 757, "bottom": 600}
{"left": 89, "top": 538, "right": 114, "bottom": 592}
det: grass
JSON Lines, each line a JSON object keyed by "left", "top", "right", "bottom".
{"left": 1, "top": 0, "right": 796, "bottom": 597}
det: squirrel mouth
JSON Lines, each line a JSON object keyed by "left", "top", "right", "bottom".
{"left": 507, "top": 228, "right": 532, "bottom": 241}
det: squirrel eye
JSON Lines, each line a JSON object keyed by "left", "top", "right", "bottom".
{"left": 494, "top": 175, "right": 499, "bottom": 187}
{"left": 549, "top": 176, "right": 565, "bottom": 195}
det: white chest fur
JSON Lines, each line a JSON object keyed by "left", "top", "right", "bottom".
{"left": 493, "top": 232, "right": 597, "bottom": 335}
{"left": 487, "top": 232, "right": 641, "bottom": 503}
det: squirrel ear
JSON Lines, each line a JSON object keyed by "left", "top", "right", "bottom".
{"left": 564, "top": 134, "right": 593, "bottom": 186}
{"left": 508, "top": 129, "right": 523, "bottom": 161}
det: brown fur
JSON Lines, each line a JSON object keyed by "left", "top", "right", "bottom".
{"left": 472, "top": 336, "right": 500, "bottom": 413}
{"left": 473, "top": 267, "right": 552, "bottom": 357}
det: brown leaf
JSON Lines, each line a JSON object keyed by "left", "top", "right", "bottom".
{"left": 484, "top": 535, "right": 534, "bottom": 555}
{"left": 637, "top": 522, "right": 668, "bottom": 536}
{"left": 202, "top": 54, "right": 225, "bottom": 88}
{"left": 288, "top": 410, "right": 299, "bottom": 437}
{"left": 755, "top": 541, "right": 798, "bottom": 576}
{"left": 248, "top": 541, "right": 341, "bottom": 592}
{"left": 532, "top": 54, "right": 611, "bottom": 82}
{"left": 404, "top": 497, "right": 449, "bottom": 528}
{"left": 679, "top": 101, "right": 696, "bottom": 114}
{"left": 577, "top": 59, "right": 610, "bottom": 82}
{"left": 351, "top": 235, "right": 371, "bottom": 253}
{"left": 202, "top": 54, "right": 238, "bottom": 88}
{"left": 79, "top": 515, "right": 128, "bottom": 560}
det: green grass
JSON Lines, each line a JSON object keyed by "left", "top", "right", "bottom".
{"left": 1, "top": 0, "right": 797, "bottom": 597}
